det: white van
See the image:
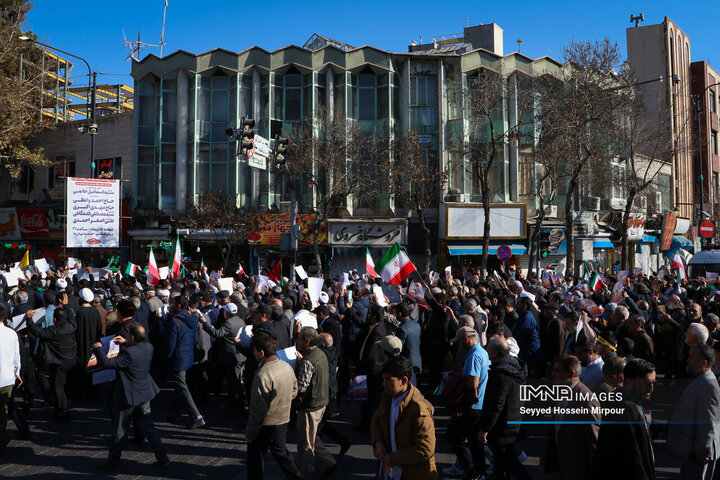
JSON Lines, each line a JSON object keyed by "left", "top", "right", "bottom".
{"left": 687, "top": 249, "right": 720, "bottom": 278}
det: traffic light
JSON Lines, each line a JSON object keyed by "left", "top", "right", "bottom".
{"left": 274, "top": 135, "right": 289, "bottom": 166}
{"left": 539, "top": 230, "right": 551, "bottom": 258}
{"left": 240, "top": 117, "right": 256, "bottom": 155}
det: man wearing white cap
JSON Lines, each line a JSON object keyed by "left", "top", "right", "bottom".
{"left": 75, "top": 288, "right": 103, "bottom": 385}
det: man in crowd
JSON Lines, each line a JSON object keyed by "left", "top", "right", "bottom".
{"left": 245, "top": 332, "right": 303, "bottom": 480}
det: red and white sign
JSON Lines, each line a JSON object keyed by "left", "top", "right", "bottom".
{"left": 700, "top": 220, "right": 715, "bottom": 238}
{"left": 17, "top": 208, "right": 49, "bottom": 238}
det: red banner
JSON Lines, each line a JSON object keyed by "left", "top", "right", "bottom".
{"left": 17, "top": 208, "right": 49, "bottom": 239}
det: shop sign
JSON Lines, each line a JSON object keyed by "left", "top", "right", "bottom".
{"left": 328, "top": 219, "right": 407, "bottom": 246}
{"left": 627, "top": 213, "right": 646, "bottom": 242}
{"left": 248, "top": 214, "right": 327, "bottom": 246}
{"left": 0, "top": 208, "right": 21, "bottom": 240}
{"left": 17, "top": 208, "right": 49, "bottom": 239}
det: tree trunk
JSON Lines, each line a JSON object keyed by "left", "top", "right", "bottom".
{"left": 418, "top": 208, "right": 431, "bottom": 277}
{"left": 313, "top": 228, "right": 322, "bottom": 276}
{"left": 620, "top": 189, "right": 637, "bottom": 271}
{"left": 529, "top": 206, "right": 547, "bottom": 279}
{"left": 565, "top": 174, "right": 579, "bottom": 277}
{"left": 481, "top": 186, "right": 491, "bottom": 280}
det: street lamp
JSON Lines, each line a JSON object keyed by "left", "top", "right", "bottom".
{"left": 692, "top": 81, "right": 720, "bottom": 244}
{"left": 19, "top": 36, "right": 98, "bottom": 178}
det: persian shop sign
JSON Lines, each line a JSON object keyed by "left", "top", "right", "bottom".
{"left": 248, "top": 214, "right": 327, "bottom": 246}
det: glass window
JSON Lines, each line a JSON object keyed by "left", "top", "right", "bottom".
{"left": 358, "top": 87, "right": 375, "bottom": 120}
{"left": 712, "top": 131, "right": 718, "bottom": 155}
{"left": 211, "top": 88, "right": 228, "bottom": 122}
{"left": 710, "top": 90, "right": 717, "bottom": 114}
{"left": 285, "top": 87, "right": 302, "bottom": 121}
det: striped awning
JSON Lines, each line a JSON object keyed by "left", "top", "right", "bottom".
{"left": 447, "top": 243, "right": 528, "bottom": 256}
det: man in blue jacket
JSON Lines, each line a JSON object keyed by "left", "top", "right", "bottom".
{"left": 512, "top": 297, "right": 541, "bottom": 377}
{"left": 394, "top": 303, "right": 422, "bottom": 382}
{"left": 167, "top": 296, "right": 204, "bottom": 429}
{"left": 93, "top": 325, "right": 168, "bottom": 471}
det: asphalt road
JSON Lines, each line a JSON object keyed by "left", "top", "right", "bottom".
{"left": 0, "top": 376, "right": 685, "bottom": 479}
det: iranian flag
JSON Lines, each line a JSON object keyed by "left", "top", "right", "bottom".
{"left": 672, "top": 254, "right": 686, "bottom": 281}
{"left": 377, "top": 243, "right": 417, "bottom": 285}
{"left": 236, "top": 263, "right": 245, "bottom": 275}
{"left": 170, "top": 236, "right": 182, "bottom": 279}
{"left": 366, "top": 248, "right": 379, "bottom": 278}
{"left": 589, "top": 272, "right": 605, "bottom": 292}
{"left": 147, "top": 247, "right": 160, "bottom": 286}
{"left": 125, "top": 263, "right": 139, "bottom": 276}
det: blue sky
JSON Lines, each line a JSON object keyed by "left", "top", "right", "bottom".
{"left": 26, "top": 0, "right": 720, "bottom": 88}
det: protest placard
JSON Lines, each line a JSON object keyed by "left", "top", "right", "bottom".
{"left": 218, "top": 277, "right": 234, "bottom": 292}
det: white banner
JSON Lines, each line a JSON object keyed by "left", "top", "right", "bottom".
{"left": 66, "top": 177, "right": 120, "bottom": 248}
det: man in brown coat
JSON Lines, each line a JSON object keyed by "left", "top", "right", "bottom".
{"left": 371, "top": 356, "right": 437, "bottom": 480}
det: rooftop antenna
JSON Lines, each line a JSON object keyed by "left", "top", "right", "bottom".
{"left": 123, "top": 29, "right": 159, "bottom": 61}
{"left": 630, "top": 13, "right": 645, "bottom": 28}
{"left": 160, "top": 0, "right": 168, "bottom": 57}
{"left": 516, "top": 39, "right": 523, "bottom": 52}
{"left": 461, "top": 16, "right": 470, "bottom": 27}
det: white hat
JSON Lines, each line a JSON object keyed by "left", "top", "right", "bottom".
{"left": 222, "top": 303, "right": 238, "bottom": 315}
{"left": 319, "top": 291, "right": 330, "bottom": 304}
{"left": 157, "top": 289, "right": 170, "bottom": 297}
{"left": 79, "top": 288, "right": 94, "bottom": 303}
{"left": 56, "top": 278, "right": 68, "bottom": 289}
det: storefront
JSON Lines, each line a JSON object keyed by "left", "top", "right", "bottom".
{"left": 327, "top": 218, "right": 408, "bottom": 278}
{"left": 441, "top": 203, "right": 528, "bottom": 271}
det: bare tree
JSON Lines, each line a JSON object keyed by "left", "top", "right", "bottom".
{"left": 0, "top": 1, "right": 51, "bottom": 177}
{"left": 279, "top": 107, "right": 375, "bottom": 274}
{"left": 449, "top": 69, "right": 533, "bottom": 278}
{"left": 383, "top": 130, "right": 447, "bottom": 276}
{"left": 535, "top": 39, "right": 622, "bottom": 276}
{"left": 611, "top": 80, "right": 689, "bottom": 270}
{"left": 179, "top": 192, "right": 261, "bottom": 269}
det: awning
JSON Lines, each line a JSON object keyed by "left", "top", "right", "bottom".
{"left": 674, "top": 236, "right": 693, "bottom": 248}
{"left": 593, "top": 239, "right": 614, "bottom": 249}
{"left": 447, "top": 243, "right": 527, "bottom": 256}
{"left": 642, "top": 235, "right": 657, "bottom": 243}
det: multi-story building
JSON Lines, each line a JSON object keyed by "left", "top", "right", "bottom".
{"left": 131, "top": 23, "right": 576, "bottom": 273}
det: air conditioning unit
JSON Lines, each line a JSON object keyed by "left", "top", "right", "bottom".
{"left": 587, "top": 196, "right": 601, "bottom": 211}
{"left": 279, "top": 201, "right": 291, "bottom": 215}
{"left": 544, "top": 205, "right": 558, "bottom": 218}
{"left": 444, "top": 193, "right": 464, "bottom": 203}
{"left": 633, "top": 195, "right": 647, "bottom": 212}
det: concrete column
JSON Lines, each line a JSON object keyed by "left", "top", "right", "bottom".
{"left": 326, "top": 69, "right": 334, "bottom": 120}
{"left": 176, "top": 71, "right": 188, "bottom": 213}
{"left": 251, "top": 69, "right": 261, "bottom": 208}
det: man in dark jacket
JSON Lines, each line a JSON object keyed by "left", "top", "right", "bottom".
{"left": 27, "top": 308, "right": 76, "bottom": 421}
{"left": 394, "top": 303, "right": 422, "bottom": 380}
{"left": 512, "top": 297, "right": 542, "bottom": 377}
{"left": 593, "top": 358, "right": 656, "bottom": 480}
{"left": 167, "top": 296, "right": 204, "bottom": 429}
{"left": 477, "top": 336, "right": 531, "bottom": 480}
{"left": 93, "top": 325, "right": 168, "bottom": 471}
{"left": 199, "top": 303, "right": 246, "bottom": 414}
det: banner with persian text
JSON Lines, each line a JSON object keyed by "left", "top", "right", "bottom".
{"left": 66, "top": 177, "right": 120, "bottom": 248}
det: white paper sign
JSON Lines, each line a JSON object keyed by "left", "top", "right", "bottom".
{"left": 236, "top": 325, "right": 253, "bottom": 347}
{"left": 11, "top": 308, "right": 46, "bottom": 331}
{"left": 707, "top": 272, "right": 719, "bottom": 282}
{"left": 295, "top": 265, "right": 308, "bottom": 280}
{"left": 341, "top": 272, "right": 351, "bottom": 287}
{"left": 277, "top": 346, "right": 298, "bottom": 370}
{"left": 68, "top": 257, "right": 79, "bottom": 268}
{"left": 445, "top": 266, "right": 452, "bottom": 278}
{"left": 293, "top": 309, "right": 318, "bottom": 330}
{"left": 373, "top": 284, "right": 388, "bottom": 307}
{"left": 66, "top": 177, "right": 120, "bottom": 248}
{"left": 257, "top": 275, "right": 269, "bottom": 293}
{"left": 307, "top": 277, "right": 325, "bottom": 308}
{"left": 34, "top": 258, "right": 50, "bottom": 272}
{"left": 218, "top": 277, "right": 234, "bottom": 292}
{"left": 2, "top": 268, "right": 23, "bottom": 287}
{"left": 158, "top": 267, "right": 169, "bottom": 280}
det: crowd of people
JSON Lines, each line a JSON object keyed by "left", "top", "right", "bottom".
{"left": 0, "top": 260, "right": 719, "bottom": 479}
